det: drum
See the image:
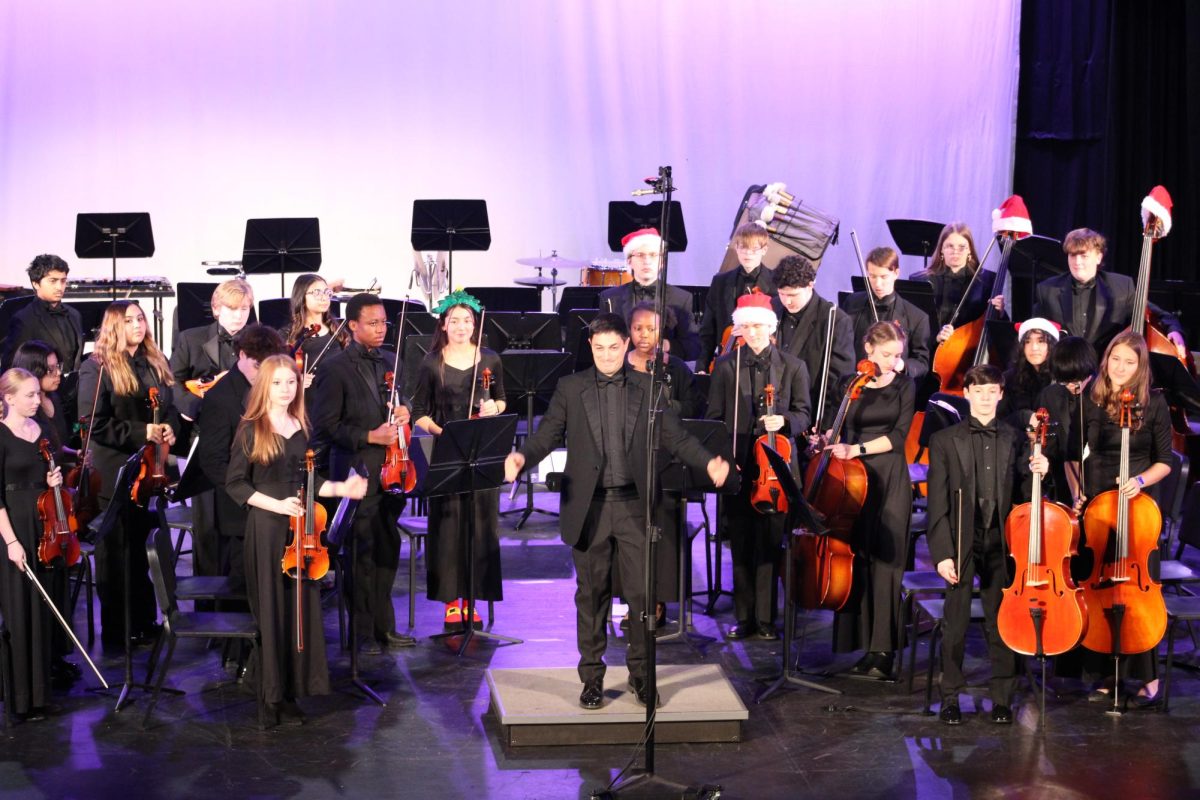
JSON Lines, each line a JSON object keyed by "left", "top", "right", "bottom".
{"left": 581, "top": 261, "right": 631, "bottom": 287}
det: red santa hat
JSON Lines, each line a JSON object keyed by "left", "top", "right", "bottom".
{"left": 621, "top": 227, "right": 662, "bottom": 257}
{"left": 1015, "top": 317, "right": 1061, "bottom": 342}
{"left": 731, "top": 289, "right": 777, "bottom": 331}
{"left": 1141, "top": 185, "right": 1173, "bottom": 236}
{"left": 992, "top": 194, "right": 1033, "bottom": 239}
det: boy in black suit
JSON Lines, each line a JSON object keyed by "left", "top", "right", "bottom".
{"left": 698, "top": 222, "right": 777, "bottom": 371}
{"left": 840, "top": 246, "right": 931, "bottom": 381}
{"left": 505, "top": 313, "right": 729, "bottom": 709}
{"left": 3, "top": 254, "right": 84, "bottom": 417}
{"left": 311, "top": 293, "right": 415, "bottom": 652}
{"left": 926, "top": 364, "right": 1047, "bottom": 725}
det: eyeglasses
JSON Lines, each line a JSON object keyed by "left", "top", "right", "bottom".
{"left": 629, "top": 252, "right": 659, "bottom": 261}
{"left": 307, "top": 289, "right": 334, "bottom": 298}
{"left": 942, "top": 244, "right": 969, "bottom": 253}
{"left": 735, "top": 245, "right": 767, "bottom": 254}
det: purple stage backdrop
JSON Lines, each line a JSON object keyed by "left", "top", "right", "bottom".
{"left": 0, "top": 1, "right": 1020, "bottom": 322}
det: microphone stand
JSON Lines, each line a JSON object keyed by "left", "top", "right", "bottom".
{"left": 595, "top": 166, "right": 721, "bottom": 800}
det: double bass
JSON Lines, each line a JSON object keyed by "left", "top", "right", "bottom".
{"left": 750, "top": 384, "right": 791, "bottom": 515}
{"left": 1080, "top": 391, "right": 1167, "bottom": 659}
{"left": 998, "top": 408, "right": 1087, "bottom": 656}
{"left": 793, "top": 359, "right": 878, "bottom": 610}
{"left": 36, "top": 439, "right": 82, "bottom": 567}
{"left": 131, "top": 387, "right": 171, "bottom": 506}
{"left": 280, "top": 449, "right": 329, "bottom": 653}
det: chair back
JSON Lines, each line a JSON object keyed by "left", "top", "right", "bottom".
{"left": 1177, "top": 481, "right": 1200, "bottom": 554}
{"left": 145, "top": 527, "right": 179, "bottom": 619}
{"left": 919, "top": 393, "right": 968, "bottom": 449}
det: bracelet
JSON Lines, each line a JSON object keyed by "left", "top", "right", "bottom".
{"left": 5, "top": 540, "right": 18, "bottom": 547}
{"left": 1135, "top": 475, "right": 1146, "bottom": 487}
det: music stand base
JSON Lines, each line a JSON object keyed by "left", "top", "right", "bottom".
{"left": 430, "top": 626, "right": 524, "bottom": 657}
{"left": 593, "top": 771, "right": 723, "bottom": 800}
{"left": 756, "top": 670, "right": 842, "bottom": 702}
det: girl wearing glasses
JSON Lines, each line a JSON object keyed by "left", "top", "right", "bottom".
{"left": 913, "top": 222, "right": 1005, "bottom": 345}
{"left": 284, "top": 274, "right": 349, "bottom": 387}
{"left": 12, "top": 340, "right": 72, "bottom": 459}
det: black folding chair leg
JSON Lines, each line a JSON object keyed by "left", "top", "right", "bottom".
{"left": 1163, "top": 622, "right": 1176, "bottom": 713}
{"left": 924, "top": 622, "right": 941, "bottom": 714}
{"left": 141, "top": 636, "right": 178, "bottom": 729}
{"left": 145, "top": 629, "right": 167, "bottom": 684}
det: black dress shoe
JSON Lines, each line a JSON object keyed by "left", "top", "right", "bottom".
{"left": 865, "top": 651, "right": 894, "bottom": 681}
{"left": 53, "top": 659, "right": 82, "bottom": 680}
{"left": 358, "top": 637, "right": 382, "bottom": 656}
{"left": 277, "top": 699, "right": 307, "bottom": 725}
{"left": 628, "top": 676, "right": 661, "bottom": 708}
{"left": 579, "top": 679, "right": 604, "bottom": 709}
{"left": 849, "top": 653, "right": 874, "bottom": 674}
{"left": 940, "top": 703, "right": 962, "bottom": 725}
{"left": 727, "top": 621, "right": 756, "bottom": 640}
{"left": 990, "top": 704, "right": 1013, "bottom": 724}
{"left": 384, "top": 631, "right": 417, "bottom": 648}
{"left": 756, "top": 623, "right": 779, "bottom": 641}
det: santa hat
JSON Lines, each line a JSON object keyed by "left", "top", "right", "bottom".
{"left": 621, "top": 227, "right": 662, "bottom": 257}
{"left": 1141, "top": 185, "right": 1173, "bottom": 236}
{"left": 1015, "top": 317, "right": 1060, "bottom": 342}
{"left": 992, "top": 194, "right": 1033, "bottom": 239}
{"left": 731, "top": 289, "right": 777, "bottom": 331}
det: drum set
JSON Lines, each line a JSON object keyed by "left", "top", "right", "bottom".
{"left": 513, "top": 251, "right": 630, "bottom": 308}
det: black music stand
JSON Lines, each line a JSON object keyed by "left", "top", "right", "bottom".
{"left": 557, "top": 286, "right": 605, "bottom": 317}
{"left": 754, "top": 445, "right": 842, "bottom": 702}
{"left": 401, "top": 335, "right": 434, "bottom": 399}
{"left": 241, "top": 218, "right": 322, "bottom": 296}
{"left": 326, "top": 494, "right": 384, "bottom": 704}
{"left": 484, "top": 312, "right": 561, "bottom": 352}
{"left": 607, "top": 202, "right": 688, "bottom": 252}
{"left": 498, "top": 351, "right": 574, "bottom": 528}
{"left": 411, "top": 200, "right": 491, "bottom": 291}
{"left": 381, "top": 299, "right": 427, "bottom": 351}
{"left": 658, "top": 419, "right": 740, "bottom": 644}
{"left": 1151, "top": 353, "right": 1200, "bottom": 418}
{"left": 399, "top": 311, "right": 438, "bottom": 339}
{"left": 1009, "top": 235, "right": 1066, "bottom": 320}
{"left": 74, "top": 213, "right": 156, "bottom": 299}
{"left": 886, "top": 219, "right": 946, "bottom": 270}
{"left": 564, "top": 309, "right": 598, "bottom": 370}
{"left": 96, "top": 457, "right": 180, "bottom": 711}
{"left": 465, "top": 287, "right": 540, "bottom": 314}
{"left": 426, "top": 415, "right": 521, "bottom": 656}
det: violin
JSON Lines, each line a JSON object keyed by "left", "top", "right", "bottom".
{"left": 65, "top": 415, "right": 101, "bottom": 530}
{"left": 291, "top": 323, "right": 321, "bottom": 373}
{"left": 131, "top": 387, "right": 171, "bottom": 506}
{"left": 281, "top": 449, "right": 329, "bottom": 653}
{"left": 750, "top": 384, "right": 791, "bottom": 515}
{"left": 471, "top": 367, "right": 493, "bottom": 419}
{"left": 793, "top": 359, "right": 878, "bottom": 610}
{"left": 380, "top": 370, "right": 417, "bottom": 494}
{"left": 998, "top": 408, "right": 1087, "bottom": 656}
{"left": 1080, "top": 390, "right": 1167, "bottom": 657}
{"left": 36, "top": 439, "right": 81, "bottom": 567}
{"left": 185, "top": 371, "right": 229, "bottom": 398}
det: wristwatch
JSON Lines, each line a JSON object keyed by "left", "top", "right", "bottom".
{"left": 858, "top": 443, "right": 867, "bottom": 456}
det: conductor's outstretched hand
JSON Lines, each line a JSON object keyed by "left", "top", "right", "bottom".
{"left": 707, "top": 456, "right": 730, "bottom": 488}
{"left": 504, "top": 452, "right": 525, "bottom": 483}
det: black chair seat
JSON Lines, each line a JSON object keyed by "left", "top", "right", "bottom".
{"left": 175, "top": 575, "right": 244, "bottom": 601}
{"left": 1160, "top": 560, "right": 1200, "bottom": 584}
{"left": 1165, "top": 594, "right": 1200, "bottom": 619}
{"left": 168, "top": 611, "right": 258, "bottom": 638}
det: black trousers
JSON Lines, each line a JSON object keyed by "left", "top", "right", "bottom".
{"left": 724, "top": 490, "right": 783, "bottom": 626}
{"left": 214, "top": 488, "right": 249, "bottom": 612}
{"left": 346, "top": 493, "right": 401, "bottom": 640}
{"left": 96, "top": 503, "right": 158, "bottom": 646}
{"left": 940, "top": 527, "right": 1017, "bottom": 705}
{"left": 572, "top": 496, "right": 647, "bottom": 684}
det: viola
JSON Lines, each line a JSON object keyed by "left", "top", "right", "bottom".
{"left": 65, "top": 415, "right": 101, "bottom": 529}
{"left": 750, "top": 384, "right": 792, "bottom": 515}
{"left": 471, "top": 367, "right": 493, "bottom": 419}
{"left": 1080, "top": 391, "right": 1167, "bottom": 656}
{"left": 36, "top": 438, "right": 81, "bottom": 567}
{"left": 793, "top": 359, "right": 878, "bottom": 610}
{"left": 998, "top": 408, "right": 1087, "bottom": 656}
{"left": 184, "top": 370, "right": 228, "bottom": 398}
{"left": 281, "top": 449, "right": 329, "bottom": 653}
{"left": 380, "top": 370, "right": 417, "bottom": 494}
{"left": 131, "top": 386, "right": 171, "bottom": 506}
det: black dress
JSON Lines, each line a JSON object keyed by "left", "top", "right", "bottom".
{"left": 0, "top": 421, "right": 55, "bottom": 714}
{"left": 225, "top": 427, "right": 330, "bottom": 704}
{"left": 833, "top": 373, "right": 915, "bottom": 653}
{"left": 410, "top": 349, "right": 506, "bottom": 603}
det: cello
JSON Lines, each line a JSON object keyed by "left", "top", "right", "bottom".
{"left": 131, "top": 387, "right": 171, "bottom": 506}
{"left": 281, "top": 448, "right": 329, "bottom": 653}
{"left": 36, "top": 439, "right": 82, "bottom": 567}
{"left": 1080, "top": 390, "right": 1167, "bottom": 660}
{"left": 793, "top": 359, "right": 878, "bottom": 610}
{"left": 998, "top": 408, "right": 1087, "bottom": 656}
{"left": 750, "top": 384, "right": 791, "bottom": 515}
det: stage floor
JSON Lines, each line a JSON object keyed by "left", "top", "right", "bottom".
{"left": 3, "top": 487, "right": 1200, "bottom": 799}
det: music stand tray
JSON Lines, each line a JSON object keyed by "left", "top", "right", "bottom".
{"left": 498, "top": 350, "right": 574, "bottom": 528}
{"left": 425, "top": 414, "right": 522, "bottom": 656}
{"left": 411, "top": 200, "right": 491, "bottom": 291}
{"left": 484, "top": 312, "right": 561, "bottom": 352}
{"left": 75, "top": 213, "right": 156, "bottom": 299}
{"left": 886, "top": 219, "right": 946, "bottom": 271}
{"left": 242, "top": 218, "right": 322, "bottom": 296}
{"left": 608, "top": 201, "right": 687, "bottom": 252}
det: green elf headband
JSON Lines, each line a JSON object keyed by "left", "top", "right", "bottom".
{"left": 432, "top": 289, "right": 483, "bottom": 317}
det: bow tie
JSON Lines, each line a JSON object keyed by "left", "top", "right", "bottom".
{"left": 597, "top": 371, "right": 626, "bottom": 388}
{"left": 1072, "top": 278, "right": 1096, "bottom": 292}
{"left": 362, "top": 348, "right": 384, "bottom": 363}
{"left": 633, "top": 282, "right": 656, "bottom": 295}
{"left": 745, "top": 353, "right": 770, "bottom": 371}
{"left": 969, "top": 418, "right": 998, "bottom": 436}
{"left": 737, "top": 269, "right": 760, "bottom": 287}
{"left": 43, "top": 302, "right": 66, "bottom": 316}
{"left": 218, "top": 331, "right": 234, "bottom": 346}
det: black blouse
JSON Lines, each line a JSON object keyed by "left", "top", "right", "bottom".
{"left": 1083, "top": 391, "right": 1172, "bottom": 497}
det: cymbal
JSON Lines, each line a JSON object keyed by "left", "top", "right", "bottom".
{"left": 514, "top": 276, "right": 568, "bottom": 287}
{"left": 516, "top": 255, "right": 589, "bottom": 270}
